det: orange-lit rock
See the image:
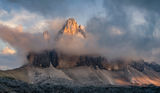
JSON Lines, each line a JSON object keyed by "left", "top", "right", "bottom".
{"left": 57, "top": 18, "right": 86, "bottom": 39}
{"left": 63, "top": 18, "right": 79, "bottom": 35}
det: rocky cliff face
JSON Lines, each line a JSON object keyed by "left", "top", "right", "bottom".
{"left": 27, "top": 50, "right": 106, "bottom": 69}
{"left": 56, "top": 18, "right": 86, "bottom": 39}
{"left": 27, "top": 18, "right": 105, "bottom": 69}
{"left": 25, "top": 49, "right": 160, "bottom": 86}
{"left": 27, "top": 50, "right": 58, "bottom": 68}
{"left": 2, "top": 18, "right": 160, "bottom": 87}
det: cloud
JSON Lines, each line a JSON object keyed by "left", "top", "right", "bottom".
{"left": 7, "top": 0, "right": 69, "bottom": 17}
{"left": 6, "top": 0, "right": 99, "bottom": 19}
{"left": 0, "top": 22, "right": 56, "bottom": 69}
{"left": 55, "top": 33, "right": 100, "bottom": 55}
{"left": 86, "top": 0, "right": 160, "bottom": 62}
{"left": 47, "top": 18, "right": 66, "bottom": 34}
{"left": 113, "top": 0, "right": 160, "bottom": 13}
{"left": 1, "top": 46, "right": 16, "bottom": 55}
{"left": 0, "top": 17, "right": 101, "bottom": 61}
{"left": 0, "top": 24, "right": 49, "bottom": 53}
{"left": 0, "top": 9, "right": 48, "bottom": 33}
{"left": 1, "top": 0, "right": 160, "bottom": 69}
{"left": 4, "top": 0, "right": 106, "bottom": 26}
{"left": 0, "top": 9, "right": 8, "bottom": 17}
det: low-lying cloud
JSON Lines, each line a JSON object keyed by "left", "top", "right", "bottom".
{"left": 0, "top": 19, "right": 101, "bottom": 65}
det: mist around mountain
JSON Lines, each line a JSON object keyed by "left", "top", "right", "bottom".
{"left": 0, "top": 18, "right": 160, "bottom": 93}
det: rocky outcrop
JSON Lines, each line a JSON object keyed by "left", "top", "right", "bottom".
{"left": 56, "top": 18, "right": 86, "bottom": 39}
{"left": 76, "top": 56, "right": 106, "bottom": 69}
{"left": 23, "top": 18, "right": 160, "bottom": 86}
{"left": 27, "top": 50, "right": 59, "bottom": 68}
{"left": 27, "top": 50, "right": 107, "bottom": 69}
{"left": 130, "top": 61, "right": 160, "bottom": 72}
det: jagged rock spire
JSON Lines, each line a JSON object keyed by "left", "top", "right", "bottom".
{"left": 63, "top": 18, "right": 79, "bottom": 35}
{"left": 56, "top": 18, "right": 86, "bottom": 39}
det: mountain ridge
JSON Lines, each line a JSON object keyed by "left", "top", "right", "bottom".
{"left": 1, "top": 59, "right": 160, "bottom": 86}
{"left": 1, "top": 18, "right": 160, "bottom": 87}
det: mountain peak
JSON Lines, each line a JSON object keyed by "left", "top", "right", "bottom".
{"left": 57, "top": 18, "right": 86, "bottom": 39}
{"left": 63, "top": 18, "right": 79, "bottom": 35}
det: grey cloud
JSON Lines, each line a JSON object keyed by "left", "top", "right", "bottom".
{"left": 86, "top": 0, "right": 160, "bottom": 62}
{"left": 0, "top": 20, "right": 101, "bottom": 66}
{"left": 0, "top": 24, "right": 53, "bottom": 53}
{"left": 103, "top": 0, "right": 160, "bottom": 12}
{"left": 1, "top": 0, "right": 160, "bottom": 65}
{"left": 7, "top": 0, "right": 68, "bottom": 17}
{"left": 117, "top": 0, "right": 160, "bottom": 13}
{"left": 6, "top": 0, "right": 96, "bottom": 18}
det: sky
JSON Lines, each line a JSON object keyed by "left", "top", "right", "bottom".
{"left": 0, "top": 0, "right": 160, "bottom": 70}
{"left": 0, "top": 0, "right": 105, "bottom": 49}
{"left": 0, "top": 0, "right": 105, "bottom": 70}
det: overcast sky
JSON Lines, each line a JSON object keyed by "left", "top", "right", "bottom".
{"left": 0, "top": 0, "right": 105, "bottom": 70}
{"left": 0, "top": 0, "right": 160, "bottom": 70}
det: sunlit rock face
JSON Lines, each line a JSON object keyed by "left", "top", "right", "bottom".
{"left": 64, "top": 18, "right": 78, "bottom": 35}
{"left": 57, "top": 18, "right": 86, "bottom": 39}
